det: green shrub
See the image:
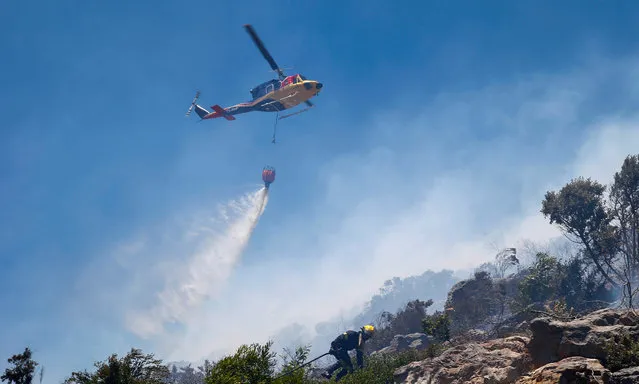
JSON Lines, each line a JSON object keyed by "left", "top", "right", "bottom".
{"left": 274, "top": 345, "right": 311, "bottom": 384}
{"left": 205, "top": 342, "right": 276, "bottom": 384}
{"left": 421, "top": 311, "right": 450, "bottom": 343}
{"left": 332, "top": 349, "right": 436, "bottom": 384}
{"left": 515, "top": 253, "right": 563, "bottom": 309}
{"left": 602, "top": 331, "right": 639, "bottom": 371}
{"left": 511, "top": 252, "right": 612, "bottom": 317}
{"left": 64, "top": 348, "right": 169, "bottom": 384}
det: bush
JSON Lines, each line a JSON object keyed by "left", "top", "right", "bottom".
{"left": 334, "top": 349, "right": 437, "bottom": 384}
{"left": 512, "top": 252, "right": 613, "bottom": 316}
{"left": 602, "top": 331, "right": 639, "bottom": 371}
{"left": 274, "top": 345, "right": 311, "bottom": 384}
{"left": 515, "top": 253, "right": 563, "bottom": 309}
{"left": 205, "top": 342, "right": 276, "bottom": 384}
{"left": 421, "top": 311, "right": 450, "bottom": 343}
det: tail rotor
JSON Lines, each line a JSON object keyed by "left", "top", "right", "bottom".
{"left": 185, "top": 90, "right": 201, "bottom": 117}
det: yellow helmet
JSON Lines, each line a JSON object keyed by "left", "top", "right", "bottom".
{"left": 361, "top": 324, "right": 375, "bottom": 338}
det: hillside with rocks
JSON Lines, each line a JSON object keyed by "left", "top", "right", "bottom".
{"left": 392, "top": 286, "right": 639, "bottom": 383}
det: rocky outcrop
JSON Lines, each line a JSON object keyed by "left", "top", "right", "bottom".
{"left": 527, "top": 308, "right": 639, "bottom": 366}
{"left": 515, "top": 357, "right": 612, "bottom": 383}
{"left": 445, "top": 271, "right": 497, "bottom": 334}
{"left": 445, "top": 271, "right": 527, "bottom": 336}
{"left": 393, "top": 308, "right": 639, "bottom": 383}
{"left": 373, "top": 333, "right": 432, "bottom": 355}
{"left": 393, "top": 336, "right": 531, "bottom": 383}
{"left": 451, "top": 328, "right": 489, "bottom": 343}
{"left": 610, "top": 366, "right": 639, "bottom": 384}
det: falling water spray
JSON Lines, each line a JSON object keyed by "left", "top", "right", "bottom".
{"left": 126, "top": 185, "right": 270, "bottom": 337}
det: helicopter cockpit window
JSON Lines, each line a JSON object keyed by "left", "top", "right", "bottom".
{"left": 299, "top": 75, "right": 307, "bottom": 81}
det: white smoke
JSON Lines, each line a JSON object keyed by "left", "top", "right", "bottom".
{"left": 126, "top": 187, "right": 269, "bottom": 338}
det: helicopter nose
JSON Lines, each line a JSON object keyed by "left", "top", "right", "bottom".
{"left": 316, "top": 82, "right": 323, "bottom": 90}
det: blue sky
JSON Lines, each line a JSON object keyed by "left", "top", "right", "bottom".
{"left": 2, "top": 0, "right": 639, "bottom": 382}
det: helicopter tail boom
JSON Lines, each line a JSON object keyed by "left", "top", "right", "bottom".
{"left": 193, "top": 104, "right": 211, "bottom": 119}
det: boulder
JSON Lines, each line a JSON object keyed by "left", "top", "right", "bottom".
{"left": 465, "top": 329, "right": 490, "bottom": 342}
{"left": 515, "top": 357, "right": 612, "bottom": 383}
{"left": 445, "top": 271, "right": 527, "bottom": 336}
{"left": 373, "top": 333, "right": 432, "bottom": 355}
{"left": 445, "top": 271, "right": 497, "bottom": 334}
{"left": 393, "top": 336, "right": 531, "bottom": 383}
{"left": 611, "top": 366, "right": 639, "bottom": 384}
{"left": 527, "top": 308, "right": 639, "bottom": 367}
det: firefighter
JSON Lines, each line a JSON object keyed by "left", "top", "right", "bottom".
{"left": 321, "top": 325, "right": 376, "bottom": 381}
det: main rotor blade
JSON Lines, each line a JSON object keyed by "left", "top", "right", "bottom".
{"left": 244, "top": 24, "right": 286, "bottom": 80}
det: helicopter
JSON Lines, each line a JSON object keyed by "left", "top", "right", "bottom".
{"left": 186, "top": 24, "right": 323, "bottom": 142}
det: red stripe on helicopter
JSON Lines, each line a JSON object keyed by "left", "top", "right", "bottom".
{"left": 210, "top": 105, "right": 236, "bottom": 121}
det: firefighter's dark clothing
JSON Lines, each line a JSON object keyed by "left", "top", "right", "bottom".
{"left": 324, "top": 330, "right": 364, "bottom": 381}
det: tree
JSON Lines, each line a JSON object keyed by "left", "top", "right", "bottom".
{"left": 1, "top": 348, "right": 38, "bottom": 384}
{"left": 541, "top": 176, "right": 617, "bottom": 285}
{"left": 608, "top": 154, "right": 639, "bottom": 307}
{"left": 205, "top": 342, "right": 277, "bottom": 384}
{"left": 541, "top": 154, "right": 639, "bottom": 308}
{"left": 64, "top": 348, "right": 169, "bottom": 384}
